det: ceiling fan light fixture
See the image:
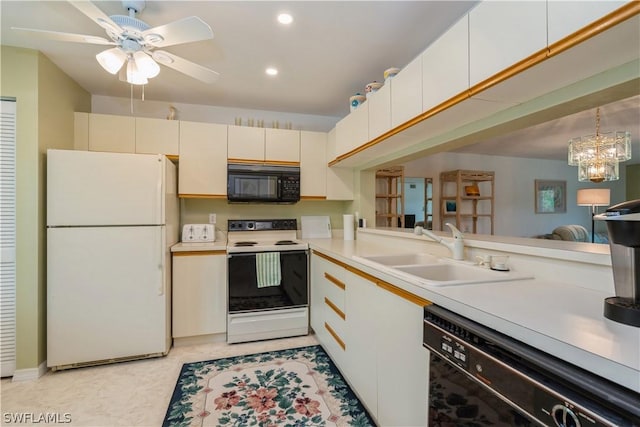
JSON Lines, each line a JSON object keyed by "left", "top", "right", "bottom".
{"left": 126, "top": 56, "right": 148, "bottom": 85}
{"left": 96, "top": 48, "right": 127, "bottom": 74}
{"left": 133, "top": 51, "right": 160, "bottom": 78}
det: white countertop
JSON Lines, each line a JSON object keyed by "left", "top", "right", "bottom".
{"left": 305, "top": 236, "right": 640, "bottom": 394}
{"left": 171, "top": 240, "right": 227, "bottom": 252}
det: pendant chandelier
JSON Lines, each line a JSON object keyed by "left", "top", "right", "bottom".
{"left": 568, "top": 107, "right": 631, "bottom": 182}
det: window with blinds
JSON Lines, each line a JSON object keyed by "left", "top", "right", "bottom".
{"left": 0, "top": 99, "right": 17, "bottom": 377}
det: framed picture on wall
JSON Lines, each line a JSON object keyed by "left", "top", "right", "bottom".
{"left": 535, "top": 180, "right": 566, "bottom": 213}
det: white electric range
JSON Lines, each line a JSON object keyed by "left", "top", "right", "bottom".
{"left": 226, "top": 219, "right": 309, "bottom": 343}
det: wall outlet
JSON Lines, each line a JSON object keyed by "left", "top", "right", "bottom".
{"left": 209, "top": 213, "right": 217, "bottom": 224}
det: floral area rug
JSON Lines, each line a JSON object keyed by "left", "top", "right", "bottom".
{"left": 163, "top": 345, "right": 375, "bottom": 427}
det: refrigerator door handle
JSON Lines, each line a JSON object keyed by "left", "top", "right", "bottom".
{"left": 158, "top": 227, "right": 165, "bottom": 296}
{"left": 156, "top": 156, "right": 164, "bottom": 225}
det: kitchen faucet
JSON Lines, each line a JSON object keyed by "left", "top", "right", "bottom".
{"left": 414, "top": 223, "right": 465, "bottom": 260}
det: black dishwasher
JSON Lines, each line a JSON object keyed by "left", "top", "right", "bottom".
{"left": 424, "top": 305, "right": 640, "bottom": 427}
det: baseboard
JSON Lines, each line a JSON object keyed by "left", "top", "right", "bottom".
{"left": 12, "top": 361, "right": 48, "bottom": 382}
{"left": 173, "top": 333, "right": 226, "bottom": 347}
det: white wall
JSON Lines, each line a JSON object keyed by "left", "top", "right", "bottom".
{"left": 404, "top": 177, "right": 425, "bottom": 222}
{"left": 402, "top": 152, "right": 626, "bottom": 238}
{"left": 91, "top": 95, "right": 339, "bottom": 132}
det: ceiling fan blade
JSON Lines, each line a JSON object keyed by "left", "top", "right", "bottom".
{"left": 67, "top": 0, "right": 123, "bottom": 34}
{"left": 152, "top": 50, "right": 219, "bottom": 83}
{"left": 11, "top": 27, "right": 114, "bottom": 45}
{"left": 142, "top": 16, "right": 213, "bottom": 48}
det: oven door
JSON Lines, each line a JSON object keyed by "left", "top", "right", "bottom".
{"left": 227, "top": 250, "right": 308, "bottom": 313}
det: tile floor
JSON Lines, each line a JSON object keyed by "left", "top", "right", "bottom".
{"left": 1, "top": 334, "right": 319, "bottom": 426}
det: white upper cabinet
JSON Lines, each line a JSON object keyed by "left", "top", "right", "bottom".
{"left": 135, "top": 117, "right": 179, "bottom": 156}
{"left": 469, "top": 1, "right": 547, "bottom": 87}
{"left": 88, "top": 113, "right": 135, "bottom": 153}
{"left": 265, "top": 128, "right": 300, "bottom": 163}
{"left": 300, "top": 131, "right": 327, "bottom": 198}
{"left": 74, "top": 112, "right": 89, "bottom": 151}
{"left": 326, "top": 128, "right": 354, "bottom": 200}
{"left": 391, "top": 55, "right": 422, "bottom": 128}
{"left": 179, "top": 121, "right": 227, "bottom": 197}
{"left": 335, "top": 101, "right": 368, "bottom": 158}
{"left": 227, "top": 125, "right": 265, "bottom": 162}
{"left": 548, "top": 1, "right": 627, "bottom": 45}
{"left": 368, "top": 83, "right": 392, "bottom": 140}
{"left": 422, "top": 14, "right": 469, "bottom": 112}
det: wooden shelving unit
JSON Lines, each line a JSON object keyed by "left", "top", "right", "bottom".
{"left": 440, "top": 170, "right": 494, "bottom": 235}
{"left": 376, "top": 166, "right": 404, "bottom": 227}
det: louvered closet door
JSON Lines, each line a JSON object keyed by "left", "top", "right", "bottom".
{"left": 0, "top": 99, "right": 16, "bottom": 377}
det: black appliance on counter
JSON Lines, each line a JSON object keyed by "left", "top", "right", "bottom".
{"left": 227, "top": 163, "right": 300, "bottom": 203}
{"left": 596, "top": 199, "right": 640, "bottom": 327}
{"left": 423, "top": 304, "right": 640, "bottom": 426}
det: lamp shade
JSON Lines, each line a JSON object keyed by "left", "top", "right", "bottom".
{"left": 96, "top": 48, "right": 127, "bottom": 74}
{"left": 577, "top": 188, "right": 611, "bottom": 206}
{"left": 133, "top": 51, "right": 160, "bottom": 79}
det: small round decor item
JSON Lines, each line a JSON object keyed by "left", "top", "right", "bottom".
{"left": 349, "top": 93, "right": 366, "bottom": 112}
{"left": 365, "top": 81, "right": 384, "bottom": 99}
{"left": 464, "top": 184, "right": 480, "bottom": 196}
{"left": 384, "top": 67, "right": 400, "bottom": 82}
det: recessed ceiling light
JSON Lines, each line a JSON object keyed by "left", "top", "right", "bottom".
{"left": 266, "top": 67, "right": 278, "bottom": 76}
{"left": 277, "top": 13, "right": 293, "bottom": 25}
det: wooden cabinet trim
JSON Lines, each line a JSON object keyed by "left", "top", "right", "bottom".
{"left": 325, "top": 322, "right": 346, "bottom": 351}
{"left": 300, "top": 196, "right": 327, "bottom": 201}
{"left": 329, "top": 3, "right": 639, "bottom": 166}
{"left": 323, "top": 272, "right": 346, "bottom": 290}
{"left": 227, "top": 158, "right": 300, "bottom": 167}
{"left": 178, "top": 194, "right": 227, "bottom": 199}
{"left": 325, "top": 297, "right": 346, "bottom": 320}
{"left": 173, "top": 250, "right": 226, "bottom": 256}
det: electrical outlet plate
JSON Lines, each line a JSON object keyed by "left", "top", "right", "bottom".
{"left": 209, "top": 213, "right": 217, "bottom": 224}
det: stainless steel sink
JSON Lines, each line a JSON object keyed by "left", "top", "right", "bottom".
{"left": 394, "top": 263, "right": 533, "bottom": 286}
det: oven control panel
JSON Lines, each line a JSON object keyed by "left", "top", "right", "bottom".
{"left": 228, "top": 219, "right": 297, "bottom": 231}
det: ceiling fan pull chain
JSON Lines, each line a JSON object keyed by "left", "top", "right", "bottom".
{"left": 142, "top": 84, "right": 145, "bottom": 102}
{"left": 130, "top": 84, "right": 134, "bottom": 114}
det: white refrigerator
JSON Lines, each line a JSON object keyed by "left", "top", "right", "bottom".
{"left": 46, "top": 149, "right": 178, "bottom": 369}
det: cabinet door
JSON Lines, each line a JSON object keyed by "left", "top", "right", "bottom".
{"left": 326, "top": 129, "right": 354, "bottom": 200}
{"left": 74, "top": 112, "right": 89, "bottom": 150}
{"left": 227, "top": 125, "right": 265, "bottom": 162}
{"left": 548, "top": 1, "right": 626, "bottom": 46}
{"left": 179, "top": 121, "right": 227, "bottom": 196}
{"left": 376, "top": 288, "right": 428, "bottom": 426}
{"left": 335, "top": 102, "right": 368, "bottom": 158}
{"left": 135, "top": 117, "right": 179, "bottom": 156}
{"left": 172, "top": 251, "right": 227, "bottom": 338}
{"left": 88, "top": 113, "right": 135, "bottom": 153}
{"left": 300, "top": 131, "right": 327, "bottom": 198}
{"left": 391, "top": 55, "right": 422, "bottom": 128}
{"left": 344, "top": 272, "right": 378, "bottom": 417}
{"left": 422, "top": 14, "right": 469, "bottom": 112}
{"left": 265, "top": 128, "right": 300, "bottom": 163}
{"left": 368, "top": 83, "right": 391, "bottom": 140}
{"left": 469, "top": 1, "right": 547, "bottom": 87}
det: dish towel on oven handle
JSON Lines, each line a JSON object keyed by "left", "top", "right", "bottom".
{"left": 256, "top": 252, "right": 282, "bottom": 288}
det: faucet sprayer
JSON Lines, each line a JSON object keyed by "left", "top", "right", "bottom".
{"left": 414, "top": 223, "right": 465, "bottom": 260}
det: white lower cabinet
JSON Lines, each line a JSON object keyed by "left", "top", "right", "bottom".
{"left": 310, "top": 251, "right": 429, "bottom": 426}
{"left": 172, "top": 250, "right": 227, "bottom": 338}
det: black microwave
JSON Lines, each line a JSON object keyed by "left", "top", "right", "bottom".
{"left": 227, "top": 163, "right": 300, "bottom": 203}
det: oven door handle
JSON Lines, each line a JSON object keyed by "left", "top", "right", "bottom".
{"left": 227, "top": 252, "right": 257, "bottom": 259}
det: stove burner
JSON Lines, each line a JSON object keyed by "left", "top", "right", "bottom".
{"left": 275, "top": 240, "right": 297, "bottom": 245}
{"left": 234, "top": 241, "right": 257, "bottom": 247}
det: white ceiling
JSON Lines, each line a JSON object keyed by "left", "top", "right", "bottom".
{"left": 2, "top": 0, "right": 638, "bottom": 163}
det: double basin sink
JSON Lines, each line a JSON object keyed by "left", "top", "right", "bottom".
{"left": 353, "top": 253, "right": 533, "bottom": 287}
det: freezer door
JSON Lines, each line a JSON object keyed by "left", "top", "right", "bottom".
{"left": 47, "top": 226, "right": 169, "bottom": 368}
{"left": 47, "top": 149, "right": 166, "bottom": 226}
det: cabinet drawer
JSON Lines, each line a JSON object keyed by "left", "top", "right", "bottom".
{"left": 325, "top": 297, "right": 346, "bottom": 338}
{"left": 323, "top": 272, "right": 345, "bottom": 312}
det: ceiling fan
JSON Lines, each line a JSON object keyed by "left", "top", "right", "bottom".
{"left": 12, "top": 0, "right": 219, "bottom": 85}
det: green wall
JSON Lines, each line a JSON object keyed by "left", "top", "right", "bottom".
{"left": 1, "top": 46, "right": 90, "bottom": 371}
{"left": 626, "top": 164, "right": 640, "bottom": 201}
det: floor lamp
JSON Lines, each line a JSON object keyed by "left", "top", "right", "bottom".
{"left": 577, "top": 188, "right": 611, "bottom": 243}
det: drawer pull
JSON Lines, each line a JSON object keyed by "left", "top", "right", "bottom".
{"left": 324, "top": 322, "right": 346, "bottom": 351}
{"left": 324, "top": 272, "right": 345, "bottom": 290}
{"left": 325, "top": 297, "right": 346, "bottom": 320}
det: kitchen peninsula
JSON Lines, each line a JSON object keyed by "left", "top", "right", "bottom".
{"left": 306, "top": 227, "right": 640, "bottom": 425}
